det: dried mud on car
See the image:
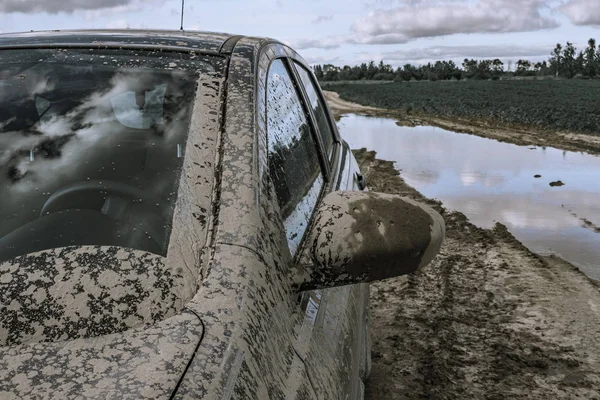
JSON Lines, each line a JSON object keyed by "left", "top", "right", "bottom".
{"left": 353, "top": 149, "right": 600, "bottom": 400}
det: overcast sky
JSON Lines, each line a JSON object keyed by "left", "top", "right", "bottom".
{"left": 1, "top": 0, "right": 599, "bottom": 67}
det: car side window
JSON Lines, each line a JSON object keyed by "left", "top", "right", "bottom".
{"left": 267, "top": 59, "right": 325, "bottom": 256}
{"left": 293, "top": 62, "right": 335, "bottom": 161}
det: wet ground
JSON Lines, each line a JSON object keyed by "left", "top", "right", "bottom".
{"left": 338, "top": 114, "right": 600, "bottom": 279}
{"left": 353, "top": 149, "right": 600, "bottom": 400}
{"left": 323, "top": 92, "right": 600, "bottom": 399}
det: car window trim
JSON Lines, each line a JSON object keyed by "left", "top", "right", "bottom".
{"left": 328, "top": 142, "right": 343, "bottom": 192}
{"left": 288, "top": 58, "right": 344, "bottom": 193}
{"left": 290, "top": 60, "right": 341, "bottom": 145}
{"left": 261, "top": 48, "right": 343, "bottom": 257}
{"left": 279, "top": 57, "right": 331, "bottom": 180}
{"left": 264, "top": 56, "right": 328, "bottom": 258}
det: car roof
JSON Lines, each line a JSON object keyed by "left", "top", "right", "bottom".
{"left": 0, "top": 29, "right": 276, "bottom": 56}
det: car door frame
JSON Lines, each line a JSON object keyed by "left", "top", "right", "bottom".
{"left": 257, "top": 43, "right": 346, "bottom": 255}
{"left": 257, "top": 42, "right": 370, "bottom": 399}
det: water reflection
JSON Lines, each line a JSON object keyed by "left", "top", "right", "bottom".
{"left": 338, "top": 114, "right": 600, "bottom": 278}
{"left": 0, "top": 48, "right": 211, "bottom": 261}
{"left": 267, "top": 59, "right": 324, "bottom": 256}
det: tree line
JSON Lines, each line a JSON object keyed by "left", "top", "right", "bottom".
{"left": 314, "top": 39, "right": 600, "bottom": 82}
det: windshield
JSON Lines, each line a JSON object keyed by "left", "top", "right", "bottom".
{"left": 0, "top": 48, "right": 217, "bottom": 262}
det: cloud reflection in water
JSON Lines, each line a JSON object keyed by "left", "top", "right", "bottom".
{"left": 338, "top": 114, "right": 600, "bottom": 278}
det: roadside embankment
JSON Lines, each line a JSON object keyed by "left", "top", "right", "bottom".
{"left": 324, "top": 90, "right": 600, "bottom": 156}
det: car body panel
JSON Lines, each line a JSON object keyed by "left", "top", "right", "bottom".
{"left": 173, "top": 37, "right": 317, "bottom": 398}
{"left": 176, "top": 244, "right": 309, "bottom": 399}
{"left": 0, "top": 246, "right": 195, "bottom": 347}
{"left": 293, "top": 143, "right": 369, "bottom": 399}
{"left": 254, "top": 42, "right": 369, "bottom": 399}
{"left": 0, "top": 311, "right": 204, "bottom": 399}
{"left": 173, "top": 38, "right": 370, "bottom": 399}
{"left": 0, "top": 31, "right": 370, "bottom": 399}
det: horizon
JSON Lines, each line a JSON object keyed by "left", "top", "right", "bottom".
{"left": 0, "top": 0, "right": 599, "bottom": 67}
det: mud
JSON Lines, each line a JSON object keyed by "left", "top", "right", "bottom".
{"left": 324, "top": 91, "right": 382, "bottom": 117}
{"left": 352, "top": 148, "right": 600, "bottom": 399}
{"left": 324, "top": 91, "right": 600, "bottom": 156}
{"left": 563, "top": 209, "right": 600, "bottom": 234}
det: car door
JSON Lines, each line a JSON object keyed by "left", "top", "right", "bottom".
{"left": 289, "top": 58, "right": 370, "bottom": 399}
{"left": 262, "top": 48, "right": 368, "bottom": 399}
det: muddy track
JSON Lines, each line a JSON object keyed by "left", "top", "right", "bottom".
{"left": 352, "top": 149, "right": 600, "bottom": 399}
{"left": 325, "top": 91, "right": 600, "bottom": 156}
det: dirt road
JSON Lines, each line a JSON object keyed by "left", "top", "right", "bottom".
{"left": 324, "top": 91, "right": 600, "bottom": 155}
{"left": 321, "top": 91, "right": 382, "bottom": 116}
{"left": 328, "top": 91, "right": 600, "bottom": 399}
{"left": 353, "top": 149, "right": 600, "bottom": 399}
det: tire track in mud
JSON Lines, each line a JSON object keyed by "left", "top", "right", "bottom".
{"left": 354, "top": 149, "right": 600, "bottom": 400}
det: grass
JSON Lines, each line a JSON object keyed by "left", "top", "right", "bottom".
{"left": 325, "top": 80, "right": 600, "bottom": 135}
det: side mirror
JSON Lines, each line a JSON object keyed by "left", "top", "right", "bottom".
{"left": 295, "top": 191, "right": 445, "bottom": 291}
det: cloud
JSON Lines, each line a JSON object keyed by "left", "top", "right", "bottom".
{"left": 312, "top": 15, "right": 333, "bottom": 24}
{"left": 104, "top": 19, "right": 151, "bottom": 29}
{"left": 290, "top": 0, "right": 561, "bottom": 51}
{"left": 287, "top": 35, "right": 353, "bottom": 50}
{"left": 364, "top": 0, "right": 467, "bottom": 9}
{"left": 303, "top": 55, "right": 341, "bottom": 65}
{"left": 0, "top": 0, "right": 164, "bottom": 14}
{"left": 367, "top": 44, "right": 557, "bottom": 63}
{"left": 351, "top": 0, "right": 559, "bottom": 44}
{"left": 560, "top": 0, "right": 600, "bottom": 26}
{"left": 83, "top": 0, "right": 168, "bottom": 20}
{"left": 1, "top": 0, "right": 122, "bottom": 13}
{"left": 105, "top": 19, "right": 129, "bottom": 29}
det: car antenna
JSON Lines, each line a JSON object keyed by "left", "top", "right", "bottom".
{"left": 180, "top": 0, "right": 185, "bottom": 31}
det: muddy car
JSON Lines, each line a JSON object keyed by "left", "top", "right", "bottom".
{"left": 0, "top": 30, "right": 445, "bottom": 399}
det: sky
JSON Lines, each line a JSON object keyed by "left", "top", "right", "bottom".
{"left": 0, "top": 0, "right": 599, "bottom": 67}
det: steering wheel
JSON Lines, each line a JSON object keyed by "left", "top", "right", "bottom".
{"left": 40, "top": 180, "right": 168, "bottom": 248}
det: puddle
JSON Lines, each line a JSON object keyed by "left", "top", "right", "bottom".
{"left": 338, "top": 114, "right": 600, "bottom": 279}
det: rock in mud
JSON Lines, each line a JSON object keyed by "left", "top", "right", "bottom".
{"left": 549, "top": 180, "right": 565, "bottom": 187}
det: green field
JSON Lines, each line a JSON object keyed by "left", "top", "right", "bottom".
{"left": 324, "top": 80, "right": 600, "bottom": 135}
